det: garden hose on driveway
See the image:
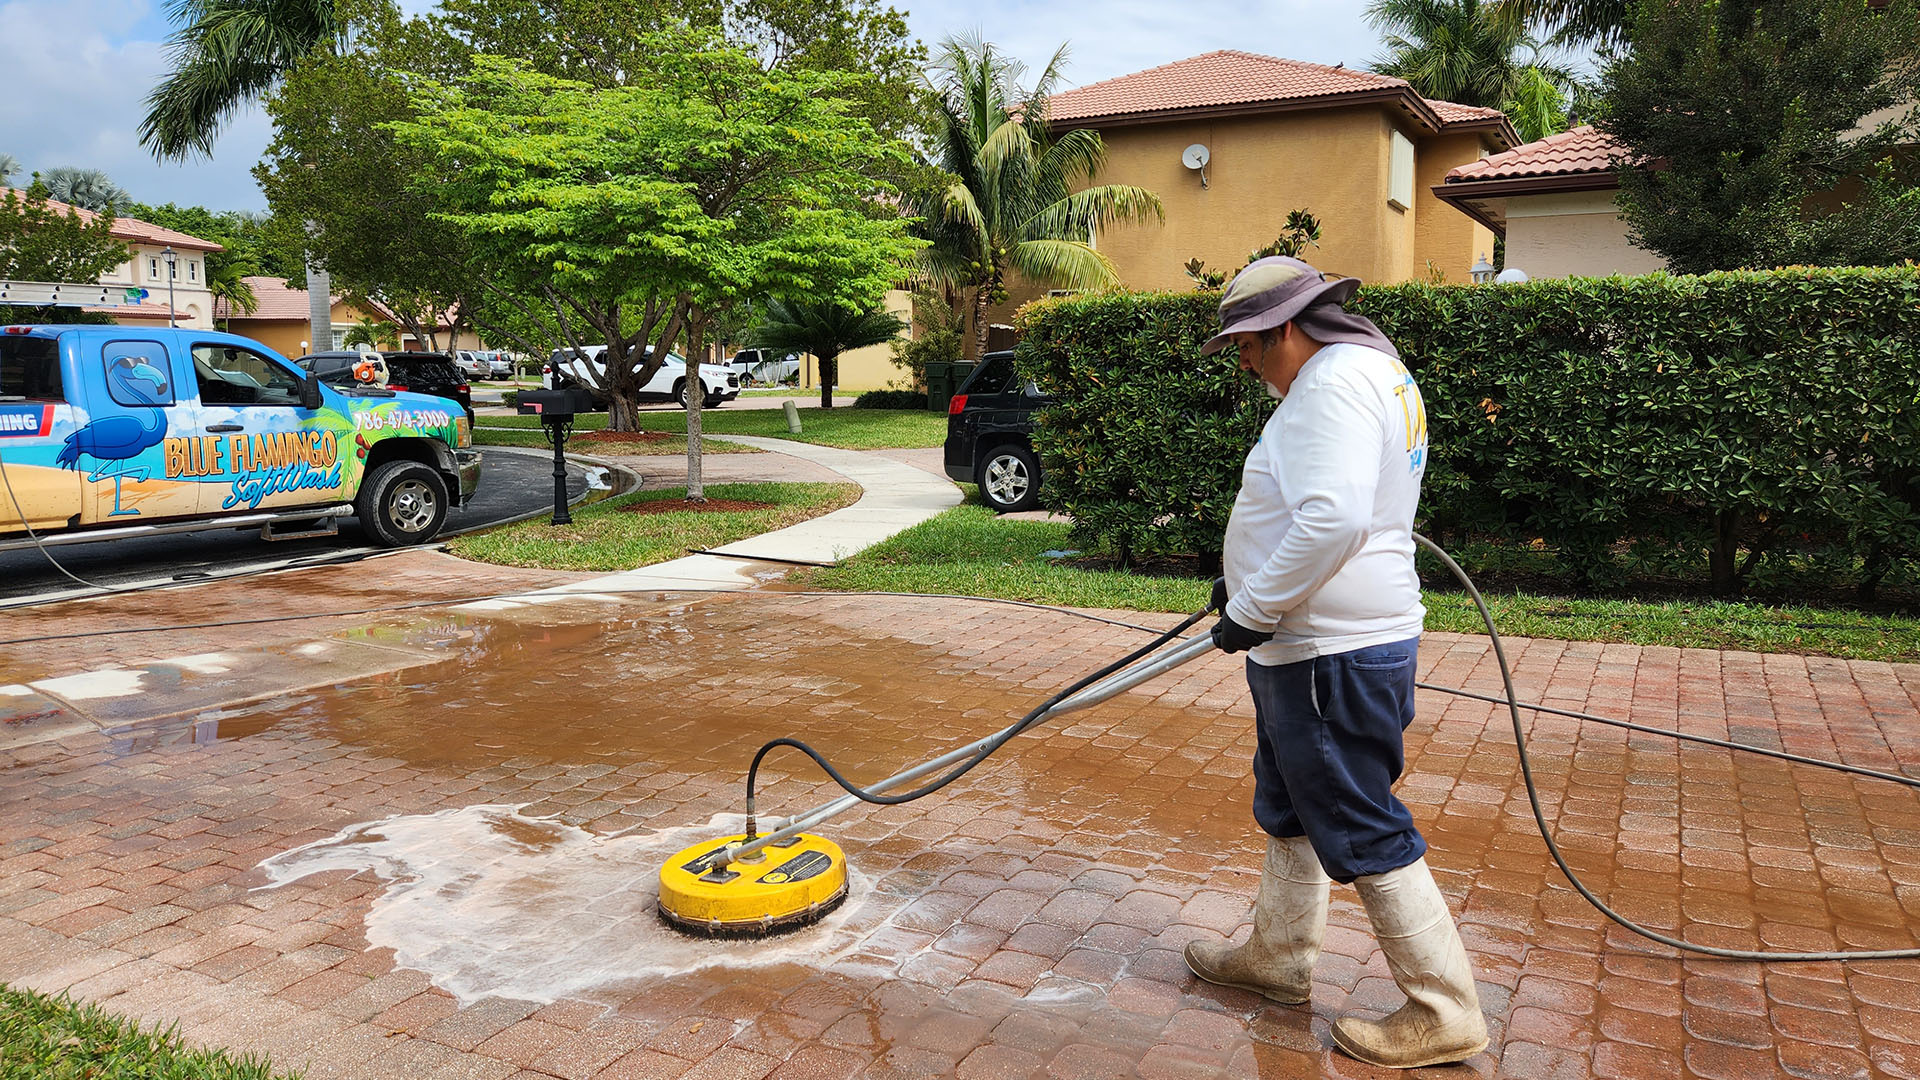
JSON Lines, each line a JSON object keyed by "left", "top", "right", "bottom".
{"left": 669, "top": 534, "right": 1920, "bottom": 962}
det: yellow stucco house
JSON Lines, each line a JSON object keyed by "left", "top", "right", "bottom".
{"left": 990, "top": 50, "right": 1516, "bottom": 326}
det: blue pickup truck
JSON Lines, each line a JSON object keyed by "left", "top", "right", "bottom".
{"left": 0, "top": 325, "right": 481, "bottom": 551}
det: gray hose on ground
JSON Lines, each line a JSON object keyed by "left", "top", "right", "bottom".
{"left": 1414, "top": 532, "right": 1920, "bottom": 962}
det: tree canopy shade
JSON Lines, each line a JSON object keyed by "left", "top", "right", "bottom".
{"left": 920, "top": 32, "right": 1163, "bottom": 360}
{"left": 752, "top": 297, "right": 907, "bottom": 408}
{"left": 140, "top": 0, "right": 343, "bottom": 160}
{"left": 1599, "top": 0, "right": 1920, "bottom": 273}
{"left": 1366, "top": 0, "right": 1577, "bottom": 142}
{"left": 391, "top": 32, "right": 923, "bottom": 430}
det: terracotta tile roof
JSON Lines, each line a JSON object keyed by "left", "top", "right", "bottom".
{"left": 219, "top": 275, "right": 331, "bottom": 321}
{"left": 1047, "top": 50, "right": 1406, "bottom": 122}
{"left": 4, "top": 189, "right": 223, "bottom": 252}
{"left": 1427, "top": 99, "right": 1507, "bottom": 124}
{"left": 1044, "top": 50, "right": 1513, "bottom": 145}
{"left": 1444, "top": 125, "right": 1624, "bottom": 183}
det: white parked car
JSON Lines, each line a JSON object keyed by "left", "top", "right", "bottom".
{"left": 542, "top": 345, "right": 740, "bottom": 409}
{"left": 452, "top": 350, "right": 487, "bottom": 378}
{"left": 726, "top": 347, "right": 801, "bottom": 386}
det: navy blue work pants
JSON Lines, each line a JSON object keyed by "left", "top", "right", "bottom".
{"left": 1247, "top": 637, "right": 1426, "bottom": 883}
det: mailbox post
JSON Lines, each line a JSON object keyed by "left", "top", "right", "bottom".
{"left": 515, "top": 387, "right": 597, "bottom": 525}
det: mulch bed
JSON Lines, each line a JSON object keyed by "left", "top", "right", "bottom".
{"left": 619, "top": 498, "right": 775, "bottom": 515}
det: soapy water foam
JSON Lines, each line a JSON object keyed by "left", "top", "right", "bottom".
{"left": 256, "top": 804, "right": 876, "bottom": 1007}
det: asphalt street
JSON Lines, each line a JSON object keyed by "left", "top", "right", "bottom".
{"left": 0, "top": 447, "right": 594, "bottom": 604}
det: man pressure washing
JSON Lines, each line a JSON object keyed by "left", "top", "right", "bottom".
{"left": 1183, "top": 256, "right": 1488, "bottom": 1069}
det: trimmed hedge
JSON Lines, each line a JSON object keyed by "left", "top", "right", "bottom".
{"left": 1016, "top": 268, "right": 1920, "bottom": 596}
{"left": 852, "top": 388, "right": 927, "bottom": 409}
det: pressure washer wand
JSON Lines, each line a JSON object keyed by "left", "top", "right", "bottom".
{"left": 722, "top": 631, "right": 1219, "bottom": 865}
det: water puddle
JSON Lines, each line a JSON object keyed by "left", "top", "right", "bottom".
{"left": 256, "top": 804, "right": 874, "bottom": 1007}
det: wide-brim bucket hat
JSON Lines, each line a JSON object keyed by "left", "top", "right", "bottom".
{"left": 1198, "top": 256, "right": 1361, "bottom": 356}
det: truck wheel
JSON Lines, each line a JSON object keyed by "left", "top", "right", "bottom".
{"left": 357, "top": 460, "right": 449, "bottom": 546}
{"left": 977, "top": 444, "right": 1041, "bottom": 513}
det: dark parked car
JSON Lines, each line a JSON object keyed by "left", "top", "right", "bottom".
{"left": 943, "top": 350, "right": 1051, "bottom": 513}
{"left": 297, "top": 350, "right": 474, "bottom": 423}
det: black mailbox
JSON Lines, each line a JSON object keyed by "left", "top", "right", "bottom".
{"left": 515, "top": 387, "right": 598, "bottom": 418}
{"left": 515, "top": 387, "right": 598, "bottom": 525}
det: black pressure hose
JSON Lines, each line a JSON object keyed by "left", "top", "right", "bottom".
{"left": 739, "top": 603, "right": 1217, "bottom": 819}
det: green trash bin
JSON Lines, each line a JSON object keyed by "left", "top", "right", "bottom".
{"left": 951, "top": 361, "right": 976, "bottom": 403}
{"left": 925, "top": 361, "right": 953, "bottom": 412}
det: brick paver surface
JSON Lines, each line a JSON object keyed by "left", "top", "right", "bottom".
{"left": 3, "top": 579, "right": 1919, "bottom": 1079}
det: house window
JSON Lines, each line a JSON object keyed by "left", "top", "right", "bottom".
{"left": 148, "top": 256, "right": 160, "bottom": 279}
{"left": 188, "top": 261, "right": 197, "bottom": 282}
{"left": 1388, "top": 130, "right": 1415, "bottom": 211}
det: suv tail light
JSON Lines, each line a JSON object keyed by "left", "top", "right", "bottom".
{"left": 388, "top": 383, "right": 409, "bottom": 392}
{"left": 948, "top": 393, "right": 968, "bottom": 415}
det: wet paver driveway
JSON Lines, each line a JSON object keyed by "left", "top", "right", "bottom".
{"left": 3, "top": 587, "right": 1920, "bottom": 1079}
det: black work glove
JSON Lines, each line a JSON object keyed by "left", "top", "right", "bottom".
{"left": 1212, "top": 610, "right": 1273, "bottom": 654}
{"left": 1210, "top": 576, "right": 1229, "bottom": 614}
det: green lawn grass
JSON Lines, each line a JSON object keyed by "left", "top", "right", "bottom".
{"left": 473, "top": 428, "right": 758, "bottom": 455}
{"left": 449, "top": 481, "right": 860, "bottom": 572}
{"left": 0, "top": 984, "right": 298, "bottom": 1079}
{"left": 796, "top": 505, "right": 1920, "bottom": 662}
{"left": 483, "top": 408, "right": 944, "bottom": 449}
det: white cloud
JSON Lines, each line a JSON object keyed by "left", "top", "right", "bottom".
{"left": 0, "top": 0, "right": 270, "bottom": 210}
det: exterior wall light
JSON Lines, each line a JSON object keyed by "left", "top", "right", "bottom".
{"left": 1470, "top": 254, "right": 1496, "bottom": 284}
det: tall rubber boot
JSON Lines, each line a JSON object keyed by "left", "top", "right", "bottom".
{"left": 1183, "top": 834, "right": 1329, "bottom": 1004}
{"left": 1332, "top": 858, "right": 1488, "bottom": 1068}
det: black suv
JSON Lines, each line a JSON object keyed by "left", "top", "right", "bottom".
{"left": 298, "top": 350, "right": 474, "bottom": 423}
{"left": 943, "top": 350, "right": 1052, "bottom": 513}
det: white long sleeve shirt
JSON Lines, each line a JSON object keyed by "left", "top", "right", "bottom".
{"left": 1223, "top": 342, "right": 1428, "bottom": 666}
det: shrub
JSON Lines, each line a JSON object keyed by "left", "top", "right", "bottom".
{"left": 500, "top": 389, "right": 519, "bottom": 409}
{"left": 852, "top": 388, "right": 927, "bottom": 409}
{"left": 890, "top": 286, "right": 965, "bottom": 388}
{"left": 1016, "top": 268, "right": 1920, "bottom": 596}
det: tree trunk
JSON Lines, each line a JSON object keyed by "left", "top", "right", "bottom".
{"left": 686, "top": 313, "right": 708, "bottom": 503}
{"left": 818, "top": 351, "right": 837, "bottom": 409}
{"left": 1709, "top": 508, "right": 1740, "bottom": 597}
{"left": 305, "top": 251, "right": 331, "bottom": 354}
{"left": 971, "top": 285, "right": 991, "bottom": 362}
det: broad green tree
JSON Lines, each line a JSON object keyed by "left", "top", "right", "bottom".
{"left": 0, "top": 184, "right": 130, "bottom": 322}
{"left": 256, "top": 10, "right": 478, "bottom": 354}
{"left": 1600, "top": 0, "right": 1920, "bottom": 272}
{"left": 1366, "top": 0, "right": 1577, "bottom": 142}
{"left": 923, "top": 33, "right": 1162, "bottom": 360}
{"left": 393, "top": 36, "right": 922, "bottom": 434}
{"left": 752, "top": 298, "right": 907, "bottom": 408}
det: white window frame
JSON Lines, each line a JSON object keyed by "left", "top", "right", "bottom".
{"left": 1388, "top": 130, "right": 1415, "bottom": 212}
{"left": 148, "top": 256, "right": 160, "bottom": 279}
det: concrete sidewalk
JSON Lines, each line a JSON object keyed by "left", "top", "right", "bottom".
{"left": 472, "top": 436, "right": 960, "bottom": 603}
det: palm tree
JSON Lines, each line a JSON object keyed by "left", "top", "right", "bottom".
{"left": 342, "top": 315, "right": 394, "bottom": 350}
{"left": 0, "top": 154, "right": 20, "bottom": 187}
{"left": 1366, "top": 0, "right": 1578, "bottom": 142}
{"left": 922, "top": 32, "right": 1163, "bottom": 359}
{"left": 1507, "top": 0, "right": 1633, "bottom": 47}
{"left": 139, "top": 0, "right": 342, "bottom": 161}
{"left": 40, "top": 168, "right": 133, "bottom": 212}
{"left": 141, "top": 0, "right": 343, "bottom": 355}
{"left": 752, "top": 297, "right": 907, "bottom": 409}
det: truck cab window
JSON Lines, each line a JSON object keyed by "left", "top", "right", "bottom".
{"left": 193, "top": 344, "right": 303, "bottom": 406}
{"left": 0, "top": 339, "right": 62, "bottom": 401}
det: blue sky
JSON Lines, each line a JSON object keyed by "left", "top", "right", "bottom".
{"left": 0, "top": 0, "right": 1388, "bottom": 213}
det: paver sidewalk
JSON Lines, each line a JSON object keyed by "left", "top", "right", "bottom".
{"left": 2, "top": 583, "right": 1918, "bottom": 1079}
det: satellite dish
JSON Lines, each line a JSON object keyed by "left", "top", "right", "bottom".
{"left": 1182, "top": 143, "right": 1211, "bottom": 170}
